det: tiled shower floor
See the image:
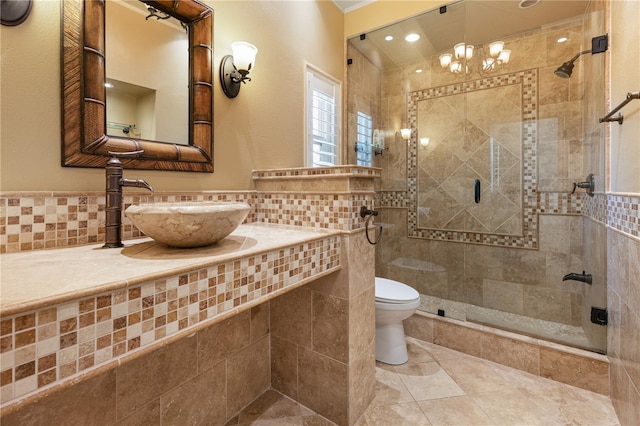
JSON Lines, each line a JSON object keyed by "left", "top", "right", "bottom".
{"left": 227, "top": 337, "right": 620, "bottom": 425}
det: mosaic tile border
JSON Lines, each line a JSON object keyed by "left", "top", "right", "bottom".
{"left": 252, "top": 165, "right": 381, "bottom": 179}
{"left": 0, "top": 236, "right": 341, "bottom": 405}
{"left": 256, "top": 193, "right": 374, "bottom": 232}
{"left": 605, "top": 193, "right": 640, "bottom": 239}
{"left": 406, "top": 69, "right": 539, "bottom": 248}
{"left": 0, "top": 192, "right": 257, "bottom": 254}
{"left": 581, "top": 193, "right": 607, "bottom": 225}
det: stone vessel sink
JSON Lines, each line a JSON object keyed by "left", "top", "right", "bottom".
{"left": 125, "top": 202, "right": 251, "bottom": 248}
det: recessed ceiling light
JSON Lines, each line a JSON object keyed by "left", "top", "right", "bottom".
{"left": 405, "top": 33, "right": 420, "bottom": 42}
{"left": 518, "top": 0, "right": 539, "bottom": 8}
{"left": 415, "top": 69, "right": 423, "bottom": 73}
{"left": 557, "top": 37, "right": 568, "bottom": 43}
{"left": 385, "top": 35, "right": 393, "bottom": 41}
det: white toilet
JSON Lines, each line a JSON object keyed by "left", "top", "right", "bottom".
{"left": 374, "top": 277, "right": 421, "bottom": 365}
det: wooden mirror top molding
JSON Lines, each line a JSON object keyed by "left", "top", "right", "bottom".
{"left": 62, "top": 0, "right": 214, "bottom": 172}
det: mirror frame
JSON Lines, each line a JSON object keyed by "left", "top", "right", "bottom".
{"left": 61, "top": 0, "right": 213, "bottom": 172}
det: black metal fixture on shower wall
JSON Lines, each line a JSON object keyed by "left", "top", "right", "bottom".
{"left": 554, "top": 34, "right": 608, "bottom": 78}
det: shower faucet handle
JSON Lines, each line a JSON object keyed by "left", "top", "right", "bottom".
{"left": 571, "top": 174, "right": 595, "bottom": 197}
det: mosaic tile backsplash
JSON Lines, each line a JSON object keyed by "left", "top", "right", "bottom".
{"left": 0, "top": 192, "right": 257, "bottom": 254}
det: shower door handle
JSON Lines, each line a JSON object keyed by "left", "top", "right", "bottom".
{"left": 474, "top": 179, "right": 481, "bottom": 203}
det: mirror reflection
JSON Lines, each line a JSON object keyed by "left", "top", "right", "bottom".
{"left": 105, "top": 1, "right": 188, "bottom": 144}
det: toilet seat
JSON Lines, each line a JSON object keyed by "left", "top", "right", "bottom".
{"left": 375, "top": 277, "right": 420, "bottom": 304}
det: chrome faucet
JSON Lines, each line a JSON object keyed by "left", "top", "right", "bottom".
{"left": 103, "top": 151, "right": 153, "bottom": 248}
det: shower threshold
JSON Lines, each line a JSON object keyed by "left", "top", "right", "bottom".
{"left": 418, "top": 295, "right": 601, "bottom": 353}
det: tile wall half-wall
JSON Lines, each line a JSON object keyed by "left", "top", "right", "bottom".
{"left": 0, "top": 166, "right": 379, "bottom": 425}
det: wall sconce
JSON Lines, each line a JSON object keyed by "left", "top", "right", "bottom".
{"left": 400, "top": 128, "right": 412, "bottom": 140}
{"left": 419, "top": 137, "right": 430, "bottom": 148}
{"left": 220, "top": 41, "right": 258, "bottom": 98}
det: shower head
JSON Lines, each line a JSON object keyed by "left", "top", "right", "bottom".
{"left": 554, "top": 49, "right": 592, "bottom": 78}
{"left": 554, "top": 61, "right": 574, "bottom": 78}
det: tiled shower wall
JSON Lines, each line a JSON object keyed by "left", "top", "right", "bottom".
{"left": 365, "top": 11, "right": 612, "bottom": 351}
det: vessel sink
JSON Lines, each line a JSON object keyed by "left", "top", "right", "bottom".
{"left": 125, "top": 202, "right": 251, "bottom": 248}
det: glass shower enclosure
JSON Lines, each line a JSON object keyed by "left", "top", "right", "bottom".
{"left": 346, "top": 0, "right": 608, "bottom": 353}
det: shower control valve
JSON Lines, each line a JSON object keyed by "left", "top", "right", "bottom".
{"left": 571, "top": 174, "right": 595, "bottom": 197}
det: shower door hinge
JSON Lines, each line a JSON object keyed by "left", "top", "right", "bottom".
{"left": 590, "top": 307, "right": 608, "bottom": 326}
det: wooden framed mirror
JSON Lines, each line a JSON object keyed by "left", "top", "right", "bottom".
{"left": 61, "top": 0, "right": 213, "bottom": 172}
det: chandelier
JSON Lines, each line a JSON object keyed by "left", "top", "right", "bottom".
{"left": 439, "top": 41, "right": 511, "bottom": 74}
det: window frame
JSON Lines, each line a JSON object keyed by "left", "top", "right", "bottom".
{"left": 304, "top": 64, "right": 342, "bottom": 167}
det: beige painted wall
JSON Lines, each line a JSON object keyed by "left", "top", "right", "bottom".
{"left": 0, "top": 0, "right": 344, "bottom": 191}
{"left": 609, "top": 0, "right": 640, "bottom": 194}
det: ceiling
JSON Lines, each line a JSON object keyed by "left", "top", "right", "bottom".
{"left": 348, "top": 0, "right": 590, "bottom": 70}
{"left": 332, "top": 0, "right": 374, "bottom": 13}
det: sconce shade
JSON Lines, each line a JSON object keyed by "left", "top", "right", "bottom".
{"left": 231, "top": 41, "right": 257, "bottom": 72}
{"left": 220, "top": 41, "right": 258, "bottom": 98}
{"left": 400, "top": 128, "right": 411, "bottom": 140}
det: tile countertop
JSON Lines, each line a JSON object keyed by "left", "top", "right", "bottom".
{"left": 0, "top": 223, "right": 342, "bottom": 317}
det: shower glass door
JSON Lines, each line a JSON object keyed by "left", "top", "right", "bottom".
{"left": 347, "top": 0, "right": 607, "bottom": 354}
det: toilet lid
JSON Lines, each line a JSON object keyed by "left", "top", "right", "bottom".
{"left": 375, "top": 277, "right": 420, "bottom": 303}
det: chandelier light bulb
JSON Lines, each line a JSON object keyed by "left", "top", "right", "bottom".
{"left": 498, "top": 49, "right": 511, "bottom": 64}
{"left": 482, "top": 58, "right": 495, "bottom": 71}
{"left": 450, "top": 61, "right": 463, "bottom": 74}
{"left": 439, "top": 53, "right": 452, "bottom": 68}
{"left": 489, "top": 41, "right": 504, "bottom": 57}
{"left": 454, "top": 43, "right": 466, "bottom": 59}
{"left": 465, "top": 44, "right": 474, "bottom": 59}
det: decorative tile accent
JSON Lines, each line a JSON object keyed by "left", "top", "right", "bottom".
{"left": 255, "top": 193, "right": 373, "bottom": 231}
{"left": 606, "top": 194, "right": 640, "bottom": 238}
{"left": 406, "top": 70, "right": 539, "bottom": 248}
{"left": 375, "top": 191, "right": 407, "bottom": 208}
{"left": 0, "top": 236, "right": 340, "bottom": 404}
{"left": 537, "top": 192, "right": 582, "bottom": 215}
{"left": 252, "top": 165, "right": 381, "bottom": 179}
{"left": 0, "top": 192, "right": 257, "bottom": 254}
{"left": 581, "top": 193, "right": 607, "bottom": 224}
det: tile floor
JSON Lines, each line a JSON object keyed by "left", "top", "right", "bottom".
{"left": 227, "top": 336, "right": 621, "bottom": 425}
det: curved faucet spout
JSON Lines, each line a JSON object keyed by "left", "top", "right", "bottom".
{"left": 562, "top": 272, "right": 592, "bottom": 285}
{"left": 120, "top": 178, "right": 153, "bottom": 193}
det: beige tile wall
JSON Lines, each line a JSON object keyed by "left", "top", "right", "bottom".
{"left": 270, "top": 231, "right": 376, "bottom": 425}
{"left": 607, "top": 228, "right": 640, "bottom": 425}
